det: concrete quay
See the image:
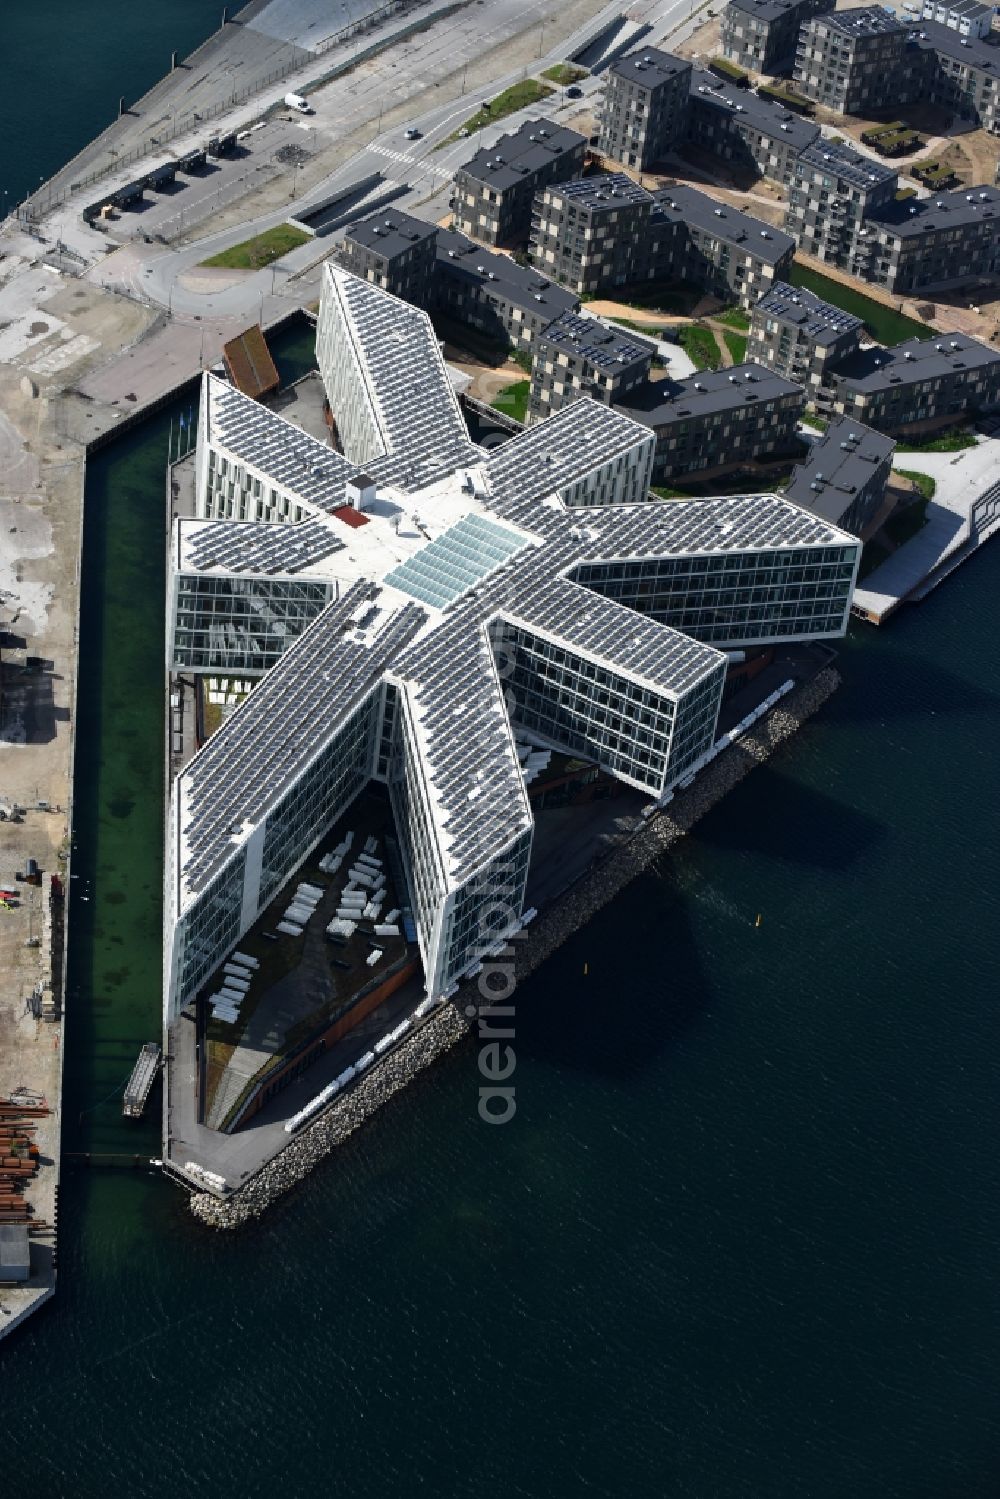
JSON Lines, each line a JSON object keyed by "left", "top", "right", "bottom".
{"left": 190, "top": 665, "right": 842, "bottom": 1230}
{"left": 852, "top": 437, "right": 1000, "bottom": 625}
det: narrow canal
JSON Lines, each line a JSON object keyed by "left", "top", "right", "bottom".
{"left": 64, "top": 318, "right": 319, "bottom": 1163}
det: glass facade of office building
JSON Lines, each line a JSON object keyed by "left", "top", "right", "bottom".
{"left": 440, "top": 831, "right": 532, "bottom": 987}
{"left": 257, "top": 692, "right": 381, "bottom": 912}
{"left": 172, "top": 846, "right": 247, "bottom": 1019}
{"left": 388, "top": 693, "right": 450, "bottom": 982}
{"left": 500, "top": 623, "right": 697, "bottom": 794}
{"left": 172, "top": 573, "right": 332, "bottom": 674}
{"left": 571, "top": 545, "right": 858, "bottom": 646}
{"left": 669, "top": 666, "right": 728, "bottom": 777}
{"left": 204, "top": 448, "right": 306, "bottom": 523}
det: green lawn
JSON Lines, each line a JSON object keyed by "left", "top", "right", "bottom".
{"left": 609, "top": 316, "right": 663, "bottom": 338}
{"left": 652, "top": 485, "right": 691, "bottom": 499}
{"left": 893, "top": 468, "right": 937, "bottom": 500}
{"left": 436, "top": 79, "right": 555, "bottom": 147}
{"left": 679, "top": 323, "right": 722, "bottom": 371}
{"left": 788, "top": 264, "right": 934, "bottom": 345}
{"left": 723, "top": 330, "right": 748, "bottom": 364}
{"left": 895, "top": 427, "right": 977, "bottom": 452}
{"left": 623, "top": 279, "right": 704, "bottom": 316}
{"left": 492, "top": 380, "right": 530, "bottom": 423}
{"left": 541, "top": 63, "right": 587, "bottom": 86}
{"left": 715, "top": 307, "right": 750, "bottom": 331}
{"left": 201, "top": 222, "right": 311, "bottom": 270}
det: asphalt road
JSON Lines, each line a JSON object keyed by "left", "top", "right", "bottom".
{"left": 10, "top": 0, "right": 715, "bottom": 411}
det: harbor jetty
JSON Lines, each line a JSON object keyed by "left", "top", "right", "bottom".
{"left": 190, "top": 664, "right": 841, "bottom": 1230}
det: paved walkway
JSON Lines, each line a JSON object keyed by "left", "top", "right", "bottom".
{"left": 853, "top": 436, "right": 1000, "bottom": 622}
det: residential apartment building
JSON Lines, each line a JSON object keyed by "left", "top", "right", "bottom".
{"left": 530, "top": 175, "right": 793, "bottom": 306}
{"left": 794, "top": 7, "right": 908, "bottom": 115}
{"left": 748, "top": 283, "right": 864, "bottom": 389}
{"left": 685, "top": 66, "right": 820, "bottom": 184}
{"left": 597, "top": 47, "right": 692, "bottom": 170}
{"left": 784, "top": 140, "right": 898, "bottom": 280}
{"left": 434, "top": 228, "right": 579, "bottom": 354}
{"left": 914, "top": 21, "right": 1000, "bottom": 134}
{"left": 340, "top": 207, "right": 439, "bottom": 306}
{"left": 721, "top": 0, "right": 834, "bottom": 75}
{"left": 651, "top": 186, "right": 795, "bottom": 309}
{"left": 911, "top": 0, "right": 993, "bottom": 38}
{"left": 527, "top": 312, "right": 656, "bottom": 421}
{"left": 785, "top": 418, "right": 895, "bottom": 534}
{"left": 866, "top": 185, "right": 1000, "bottom": 293}
{"left": 827, "top": 332, "right": 1000, "bottom": 432}
{"left": 529, "top": 174, "right": 663, "bottom": 294}
{"left": 620, "top": 364, "right": 805, "bottom": 481}
{"left": 451, "top": 118, "right": 586, "bottom": 247}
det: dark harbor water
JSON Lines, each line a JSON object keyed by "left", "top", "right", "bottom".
{"left": 4, "top": 0, "right": 223, "bottom": 207}
{"left": 4, "top": 10, "right": 1000, "bottom": 1496}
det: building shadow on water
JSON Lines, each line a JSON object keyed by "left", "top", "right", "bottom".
{"left": 838, "top": 636, "right": 1000, "bottom": 723}
{"left": 692, "top": 763, "right": 887, "bottom": 870}
{"left": 513, "top": 866, "right": 712, "bottom": 1082}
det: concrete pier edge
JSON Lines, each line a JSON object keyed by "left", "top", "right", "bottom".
{"left": 189, "top": 663, "right": 842, "bottom": 1230}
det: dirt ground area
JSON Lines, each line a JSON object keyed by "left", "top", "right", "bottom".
{"left": 0, "top": 365, "right": 79, "bottom": 1328}
{"left": 674, "top": 11, "right": 721, "bottom": 64}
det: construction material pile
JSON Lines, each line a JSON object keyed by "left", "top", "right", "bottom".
{"left": 0, "top": 1096, "right": 48, "bottom": 1229}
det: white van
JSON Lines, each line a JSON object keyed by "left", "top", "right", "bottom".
{"left": 284, "top": 93, "right": 313, "bottom": 114}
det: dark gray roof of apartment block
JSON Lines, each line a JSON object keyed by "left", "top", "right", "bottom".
{"left": 752, "top": 282, "right": 863, "bottom": 344}
{"left": 726, "top": 0, "right": 811, "bottom": 22}
{"left": 453, "top": 118, "right": 585, "bottom": 194}
{"left": 435, "top": 228, "right": 579, "bottom": 319}
{"left": 688, "top": 67, "right": 821, "bottom": 152}
{"left": 608, "top": 46, "right": 692, "bottom": 87}
{"left": 796, "top": 139, "right": 897, "bottom": 190}
{"left": 814, "top": 5, "right": 905, "bottom": 36}
{"left": 537, "top": 311, "right": 657, "bottom": 372}
{"left": 912, "top": 17, "right": 1000, "bottom": 67}
{"left": 785, "top": 417, "right": 894, "bottom": 523}
{"left": 652, "top": 184, "right": 795, "bottom": 264}
{"left": 620, "top": 362, "right": 803, "bottom": 425}
{"left": 868, "top": 182, "right": 1000, "bottom": 236}
{"left": 544, "top": 172, "right": 652, "bottom": 213}
{"left": 832, "top": 330, "right": 1000, "bottom": 391}
{"left": 344, "top": 206, "right": 438, "bottom": 260}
